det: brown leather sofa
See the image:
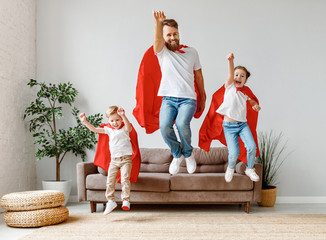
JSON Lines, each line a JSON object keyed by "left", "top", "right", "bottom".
{"left": 77, "top": 147, "right": 262, "bottom": 213}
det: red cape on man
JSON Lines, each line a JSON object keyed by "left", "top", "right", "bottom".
{"left": 133, "top": 46, "right": 206, "bottom": 134}
{"left": 93, "top": 123, "right": 141, "bottom": 183}
{"left": 198, "top": 85, "right": 260, "bottom": 163}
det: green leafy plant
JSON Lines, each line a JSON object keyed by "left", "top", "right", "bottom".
{"left": 256, "top": 130, "right": 290, "bottom": 189}
{"left": 24, "top": 79, "right": 103, "bottom": 181}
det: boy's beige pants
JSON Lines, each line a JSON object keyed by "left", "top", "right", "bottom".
{"left": 105, "top": 155, "right": 132, "bottom": 201}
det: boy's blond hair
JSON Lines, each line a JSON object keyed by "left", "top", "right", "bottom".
{"left": 105, "top": 105, "right": 118, "bottom": 118}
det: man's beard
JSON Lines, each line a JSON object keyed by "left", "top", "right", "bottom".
{"left": 165, "top": 39, "right": 180, "bottom": 51}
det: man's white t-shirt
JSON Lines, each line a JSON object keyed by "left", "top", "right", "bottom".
{"left": 104, "top": 126, "right": 133, "bottom": 158}
{"left": 156, "top": 45, "right": 201, "bottom": 100}
{"left": 216, "top": 83, "right": 250, "bottom": 122}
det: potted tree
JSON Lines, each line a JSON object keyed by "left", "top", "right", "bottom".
{"left": 256, "top": 130, "right": 289, "bottom": 207}
{"left": 24, "top": 79, "right": 103, "bottom": 205}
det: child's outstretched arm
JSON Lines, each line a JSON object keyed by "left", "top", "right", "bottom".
{"left": 226, "top": 53, "right": 235, "bottom": 87}
{"left": 153, "top": 10, "right": 166, "bottom": 54}
{"left": 248, "top": 99, "right": 261, "bottom": 112}
{"left": 79, "top": 113, "right": 105, "bottom": 134}
{"left": 117, "top": 108, "right": 132, "bottom": 132}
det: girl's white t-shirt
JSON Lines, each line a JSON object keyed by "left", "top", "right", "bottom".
{"left": 216, "top": 83, "right": 250, "bottom": 122}
{"left": 104, "top": 126, "right": 133, "bottom": 158}
{"left": 156, "top": 45, "right": 201, "bottom": 100}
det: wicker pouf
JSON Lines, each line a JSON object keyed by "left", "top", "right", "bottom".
{"left": 1, "top": 190, "right": 68, "bottom": 228}
{"left": 3, "top": 206, "right": 69, "bottom": 227}
{"left": 0, "top": 190, "right": 65, "bottom": 211}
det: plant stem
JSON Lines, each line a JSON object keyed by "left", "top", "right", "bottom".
{"left": 56, "top": 154, "right": 60, "bottom": 181}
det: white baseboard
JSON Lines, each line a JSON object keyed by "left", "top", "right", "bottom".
{"left": 276, "top": 197, "right": 326, "bottom": 204}
{"left": 68, "top": 195, "right": 326, "bottom": 204}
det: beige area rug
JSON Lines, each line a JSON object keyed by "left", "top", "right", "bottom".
{"left": 21, "top": 213, "right": 326, "bottom": 240}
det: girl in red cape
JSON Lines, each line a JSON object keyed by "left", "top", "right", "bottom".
{"left": 199, "top": 53, "right": 261, "bottom": 183}
{"left": 80, "top": 106, "right": 141, "bottom": 215}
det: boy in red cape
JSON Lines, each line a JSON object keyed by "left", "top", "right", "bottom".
{"left": 80, "top": 106, "right": 140, "bottom": 215}
{"left": 199, "top": 53, "right": 261, "bottom": 183}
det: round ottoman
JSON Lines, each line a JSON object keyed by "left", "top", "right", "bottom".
{"left": 0, "top": 190, "right": 69, "bottom": 228}
{"left": 4, "top": 206, "right": 69, "bottom": 227}
{"left": 0, "top": 190, "right": 65, "bottom": 211}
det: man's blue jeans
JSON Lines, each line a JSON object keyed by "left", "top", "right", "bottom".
{"left": 159, "top": 97, "right": 197, "bottom": 158}
{"left": 223, "top": 121, "right": 257, "bottom": 169}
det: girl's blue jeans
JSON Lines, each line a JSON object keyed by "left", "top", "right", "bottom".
{"left": 159, "top": 97, "right": 197, "bottom": 158}
{"left": 223, "top": 121, "right": 257, "bottom": 169}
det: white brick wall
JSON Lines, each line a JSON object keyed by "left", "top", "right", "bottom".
{"left": 0, "top": 0, "right": 37, "bottom": 212}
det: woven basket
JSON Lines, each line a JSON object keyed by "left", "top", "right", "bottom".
{"left": 4, "top": 206, "right": 69, "bottom": 227}
{"left": 258, "top": 186, "right": 277, "bottom": 207}
{"left": 0, "top": 190, "right": 65, "bottom": 211}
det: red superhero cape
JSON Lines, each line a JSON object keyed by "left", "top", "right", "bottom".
{"left": 133, "top": 46, "right": 206, "bottom": 134}
{"left": 93, "top": 123, "right": 141, "bottom": 183}
{"left": 198, "top": 85, "right": 260, "bottom": 163}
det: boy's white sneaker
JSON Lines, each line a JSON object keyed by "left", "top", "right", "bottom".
{"left": 225, "top": 167, "right": 235, "bottom": 183}
{"left": 169, "top": 156, "right": 184, "bottom": 175}
{"left": 245, "top": 168, "right": 260, "bottom": 182}
{"left": 185, "top": 153, "right": 197, "bottom": 174}
{"left": 103, "top": 200, "right": 117, "bottom": 215}
{"left": 122, "top": 199, "right": 130, "bottom": 211}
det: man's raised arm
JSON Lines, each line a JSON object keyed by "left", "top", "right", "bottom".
{"left": 153, "top": 10, "right": 166, "bottom": 54}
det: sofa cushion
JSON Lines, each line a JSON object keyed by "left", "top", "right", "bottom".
{"left": 170, "top": 173, "right": 253, "bottom": 191}
{"left": 86, "top": 172, "right": 170, "bottom": 193}
{"left": 86, "top": 174, "right": 107, "bottom": 190}
{"left": 98, "top": 166, "right": 108, "bottom": 176}
{"left": 139, "top": 148, "right": 172, "bottom": 173}
{"left": 178, "top": 148, "right": 229, "bottom": 173}
{"left": 116, "top": 173, "right": 170, "bottom": 193}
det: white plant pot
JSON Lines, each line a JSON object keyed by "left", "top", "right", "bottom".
{"left": 42, "top": 180, "right": 72, "bottom": 206}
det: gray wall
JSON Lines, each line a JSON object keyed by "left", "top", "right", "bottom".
{"left": 0, "top": 0, "right": 37, "bottom": 211}
{"left": 36, "top": 0, "right": 326, "bottom": 201}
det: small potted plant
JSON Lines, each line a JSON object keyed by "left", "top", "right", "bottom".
{"left": 256, "top": 130, "right": 290, "bottom": 207}
{"left": 24, "top": 79, "right": 103, "bottom": 205}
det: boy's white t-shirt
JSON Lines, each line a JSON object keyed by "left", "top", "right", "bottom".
{"left": 104, "top": 126, "right": 133, "bottom": 158}
{"left": 216, "top": 83, "right": 250, "bottom": 122}
{"left": 156, "top": 45, "right": 201, "bottom": 100}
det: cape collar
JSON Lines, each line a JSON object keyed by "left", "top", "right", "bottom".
{"left": 236, "top": 85, "right": 250, "bottom": 94}
{"left": 176, "top": 44, "right": 188, "bottom": 53}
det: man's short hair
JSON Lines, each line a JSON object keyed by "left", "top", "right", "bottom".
{"left": 162, "top": 19, "right": 178, "bottom": 29}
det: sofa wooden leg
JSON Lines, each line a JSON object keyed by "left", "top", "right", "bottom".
{"left": 245, "top": 202, "right": 250, "bottom": 214}
{"left": 90, "top": 201, "right": 97, "bottom": 213}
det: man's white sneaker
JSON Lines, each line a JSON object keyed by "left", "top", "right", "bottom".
{"left": 245, "top": 168, "right": 260, "bottom": 182}
{"left": 122, "top": 199, "right": 130, "bottom": 211}
{"left": 225, "top": 167, "right": 235, "bottom": 183}
{"left": 169, "top": 156, "right": 184, "bottom": 175}
{"left": 103, "top": 200, "right": 117, "bottom": 215}
{"left": 185, "top": 153, "right": 197, "bottom": 174}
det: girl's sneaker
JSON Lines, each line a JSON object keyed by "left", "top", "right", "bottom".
{"left": 225, "top": 167, "right": 235, "bottom": 183}
{"left": 245, "top": 168, "right": 260, "bottom": 182}
{"left": 122, "top": 199, "right": 130, "bottom": 211}
{"left": 103, "top": 200, "right": 117, "bottom": 215}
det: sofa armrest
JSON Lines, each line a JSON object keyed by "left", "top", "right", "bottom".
{"left": 77, "top": 162, "right": 98, "bottom": 202}
{"left": 235, "top": 162, "right": 262, "bottom": 202}
{"left": 253, "top": 163, "right": 262, "bottom": 202}
{"left": 235, "top": 161, "right": 246, "bottom": 174}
